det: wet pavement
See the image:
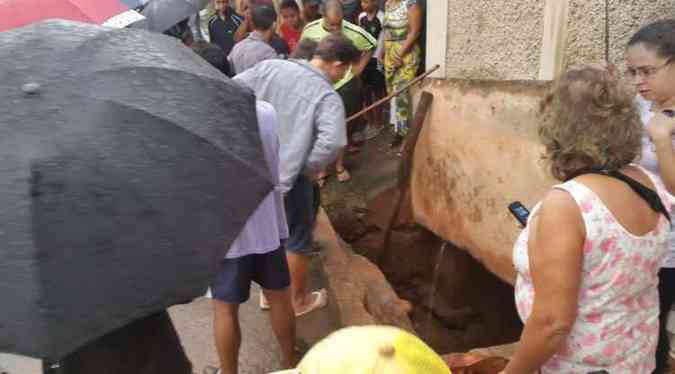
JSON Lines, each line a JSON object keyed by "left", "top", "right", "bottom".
{"left": 2, "top": 256, "right": 335, "bottom": 374}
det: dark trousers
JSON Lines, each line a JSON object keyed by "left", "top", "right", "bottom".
{"left": 44, "top": 311, "right": 192, "bottom": 374}
{"left": 337, "top": 77, "right": 364, "bottom": 141}
{"left": 655, "top": 267, "right": 675, "bottom": 374}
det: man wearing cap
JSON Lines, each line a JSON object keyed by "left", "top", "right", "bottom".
{"left": 301, "top": 0, "right": 376, "bottom": 186}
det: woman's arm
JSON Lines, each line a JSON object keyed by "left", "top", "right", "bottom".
{"left": 502, "top": 190, "right": 585, "bottom": 374}
{"left": 647, "top": 112, "right": 675, "bottom": 195}
{"left": 399, "top": 3, "right": 422, "bottom": 57}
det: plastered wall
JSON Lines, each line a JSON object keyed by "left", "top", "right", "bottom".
{"left": 440, "top": 0, "right": 675, "bottom": 80}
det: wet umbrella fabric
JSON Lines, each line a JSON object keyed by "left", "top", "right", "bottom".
{"left": 0, "top": 0, "right": 145, "bottom": 32}
{"left": 133, "top": 0, "right": 209, "bottom": 32}
{"left": 0, "top": 20, "right": 272, "bottom": 361}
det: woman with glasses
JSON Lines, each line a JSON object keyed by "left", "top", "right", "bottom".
{"left": 626, "top": 20, "right": 675, "bottom": 374}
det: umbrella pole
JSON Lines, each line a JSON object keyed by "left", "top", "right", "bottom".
{"left": 346, "top": 64, "right": 440, "bottom": 124}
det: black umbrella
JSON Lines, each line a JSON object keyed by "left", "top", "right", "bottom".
{"left": 133, "top": 0, "right": 209, "bottom": 33}
{"left": 0, "top": 20, "right": 272, "bottom": 361}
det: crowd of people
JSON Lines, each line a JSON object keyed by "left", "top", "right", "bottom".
{"left": 42, "top": 2, "right": 675, "bottom": 374}
{"left": 191, "top": 0, "right": 425, "bottom": 186}
{"left": 186, "top": 2, "right": 675, "bottom": 373}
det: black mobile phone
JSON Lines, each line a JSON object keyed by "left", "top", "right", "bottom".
{"left": 508, "top": 201, "right": 530, "bottom": 227}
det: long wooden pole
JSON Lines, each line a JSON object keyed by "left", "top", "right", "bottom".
{"left": 347, "top": 64, "right": 440, "bottom": 123}
{"left": 377, "top": 91, "right": 434, "bottom": 266}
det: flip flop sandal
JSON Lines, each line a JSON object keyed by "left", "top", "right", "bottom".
{"left": 316, "top": 173, "right": 330, "bottom": 188}
{"left": 259, "top": 292, "right": 270, "bottom": 310}
{"left": 336, "top": 168, "right": 351, "bottom": 183}
{"left": 295, "top": 289, "right": 328, "bottom": 317}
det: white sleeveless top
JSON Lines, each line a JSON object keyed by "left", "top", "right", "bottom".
{"left": 513, "top": 166, "right": 671, "bottom": 372}
{"left": 637, "top": 95, "right": 675, "bottom": 268}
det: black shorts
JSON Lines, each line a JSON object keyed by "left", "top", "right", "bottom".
{"left": 210, "top": 248, "right": 290, "bottom": 304}
{"left": 284, "top": 174, "right": 317, "bottom": 255}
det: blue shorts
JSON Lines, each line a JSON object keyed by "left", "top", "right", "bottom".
{"left": 284, "top": 175, "right": 318, "bottom": 255}
{"left": 210, "top": 248, "right": 290, "bottom": 304}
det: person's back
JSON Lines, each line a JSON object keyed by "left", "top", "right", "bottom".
{"left": 228, "top": 5, "right": 279, "bottom": 74}
{"left": 515, "top": 166, "right": 670, "bottom": 371}
{"left": 234, "top": 58, "right": 345, "bottom": 192}
{"left": 225, "top": 100, "right": 288, "bottom": 259}
{"left": 233, "top": 35, "right": 360, "bottom": 318}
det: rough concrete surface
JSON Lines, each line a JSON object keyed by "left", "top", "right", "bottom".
{"left": 564, "top": 0, "right": 675, "bottom": 70}
{"left": 442, "top": 0, "right": 675, "bottom": 80}
{"left": 410, "top": 79, "right": 555, "bottom": 284}
{"left": 446, "top": 0, "right": 545, "bottom": 80}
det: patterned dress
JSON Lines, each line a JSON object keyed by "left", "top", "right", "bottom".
{"left": 383, "top": 0, "right": 421, "bottom": 136}
{"left": 513, "top": 167, "right": 670, "bottom": 372}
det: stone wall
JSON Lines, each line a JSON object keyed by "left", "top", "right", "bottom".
{"left": 442, "top": 0, "right": 675, "bottom": 80}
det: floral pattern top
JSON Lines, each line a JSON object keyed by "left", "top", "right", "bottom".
{"left": 513, "top": 166, "right": 670, "bottom": 373}
{"left": 383, "top": 0, "right": 416, "bottom": 41}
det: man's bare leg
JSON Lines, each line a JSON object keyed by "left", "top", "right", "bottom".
{"left": 286, "top": 251, "right": 310, "bottom": 311}
{"left": 212, "top": 301, "right": 240, "bottom": 374}
{"left": 335, "top": 149, "right": 351, "bottom": 182}
{"left": 262, "top": 287, "right": 298, "bottom": 368}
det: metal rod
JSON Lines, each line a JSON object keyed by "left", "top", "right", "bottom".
{"left": 347, "top": 64, "right": 440, "bottom": 123}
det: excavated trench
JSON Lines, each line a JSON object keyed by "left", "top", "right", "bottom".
{"left": 320, "top": 133, "right": 522, "bottom": 355}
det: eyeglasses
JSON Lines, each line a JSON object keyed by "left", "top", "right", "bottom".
{"left": 625, "top": 60, "right": 672, "bottom": 79}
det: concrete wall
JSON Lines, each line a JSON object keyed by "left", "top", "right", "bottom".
{"left": 445, "top": 0, "right": 544, "bottom": 80}
{"left": 437, "top": 0, "right": 675, "bottom": 80}
{"left": 411, "top": 80, "right": 555, "bottom": 284}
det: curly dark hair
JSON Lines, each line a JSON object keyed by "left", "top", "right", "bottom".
{"left": 538, "top": 67, "right": 643, "bottom": 181}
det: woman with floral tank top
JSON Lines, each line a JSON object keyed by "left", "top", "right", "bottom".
{"left": 501, "top": 67, "right": 671, "bottom": 373}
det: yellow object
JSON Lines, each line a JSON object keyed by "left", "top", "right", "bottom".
{"left": 269, "top": 326, "right": 452, "bottom": 374}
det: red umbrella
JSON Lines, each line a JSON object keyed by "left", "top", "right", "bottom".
{"left": 0, "top": 0, "right": 143, "bottom": 32}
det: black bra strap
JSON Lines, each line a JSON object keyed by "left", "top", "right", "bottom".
{"left": 590, "top": 170, "right": 671, "bottom": 223}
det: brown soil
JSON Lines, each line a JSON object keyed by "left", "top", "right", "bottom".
{"left": 320, "top": 132, "right": 522, "bottom": 354}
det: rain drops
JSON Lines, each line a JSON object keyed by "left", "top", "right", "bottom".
{"left": 21, "top": 82, "right": 41, "bottom": 95}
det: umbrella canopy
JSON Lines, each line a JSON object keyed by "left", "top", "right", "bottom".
{"left": 133, "top": 0, "right": 209, "bottom": 32}
{"left": 0, "top": 0, "right": 146, "bottom": 32}
{"left": 0, "top": 20, "right": 272, "bottom": 361}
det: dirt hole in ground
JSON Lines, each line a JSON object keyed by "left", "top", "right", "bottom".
{"left": 320, "top": 134, "right": 522, "bottom": 354}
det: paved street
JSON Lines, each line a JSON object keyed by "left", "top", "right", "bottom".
{"left": 1, "top": 252, "right": 337, "bottom": 374}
